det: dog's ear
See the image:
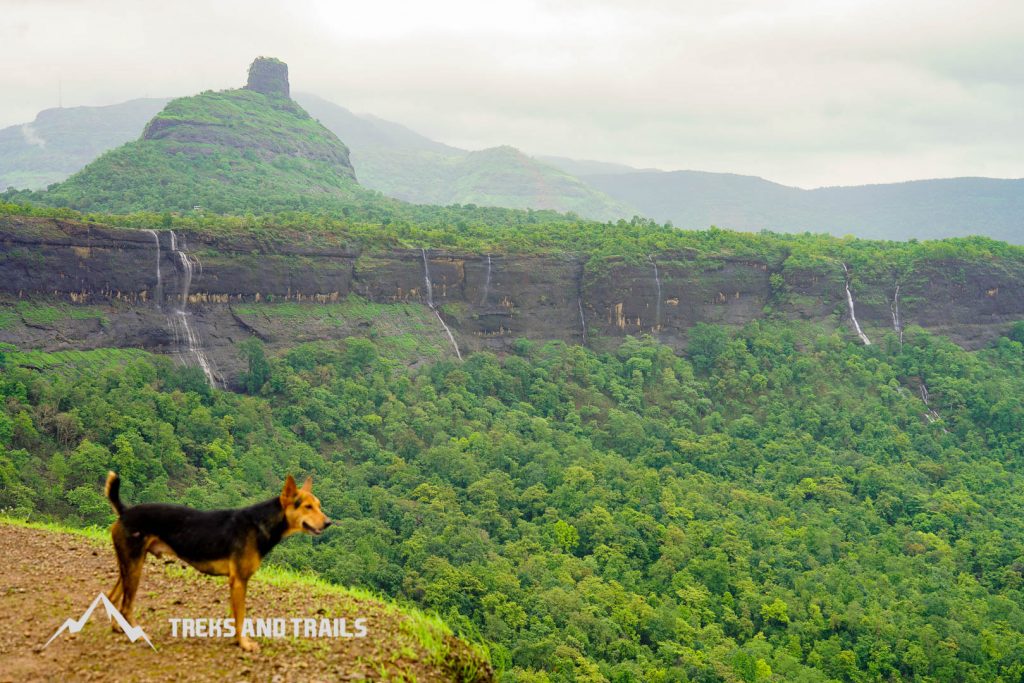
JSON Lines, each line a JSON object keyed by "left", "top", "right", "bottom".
{"left": 280, "top": 475, "right": 298, "bottom": 504}
{"left": 301, "top": 476, "right": 313, "bottom": 493}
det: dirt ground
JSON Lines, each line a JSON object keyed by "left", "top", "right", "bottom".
{"left": 0, "top": 523, "right": 489, "bottom": 682}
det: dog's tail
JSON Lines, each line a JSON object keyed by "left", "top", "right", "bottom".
{"left": 105, "top": 471, "right": 125, "bottom": 516}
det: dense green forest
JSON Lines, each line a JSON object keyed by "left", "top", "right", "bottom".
{"left": 3, "top": 317, "right": 1024, "bottom": 681}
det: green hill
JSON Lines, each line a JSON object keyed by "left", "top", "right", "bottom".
{"left": 0, "top": 98, "right": 169, "bottom": 191}
{"left": 37, "top": 59, "right": 368, "bottom": 214}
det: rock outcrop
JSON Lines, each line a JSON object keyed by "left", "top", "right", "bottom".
{"left": 245, "top": 56, "right": 290, "bottom": 98}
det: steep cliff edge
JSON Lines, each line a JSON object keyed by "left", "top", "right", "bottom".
{"left": 2, "top": 216, "right": 1022, "bottom": 386}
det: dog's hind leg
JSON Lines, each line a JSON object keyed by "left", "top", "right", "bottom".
{"left": 108, "top": 521, "right": 130, "bottom": 631}
{"left": 117, "top": 544, "right": 147, "bottom": 629}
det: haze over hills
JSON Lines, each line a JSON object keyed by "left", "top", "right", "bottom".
{"left": 1, "top": 66, "right": 1020, "bottom": 242}
{"left": 536, "top": 155, "right": 650, "bottom": 177}
{"left": 295, "top": 93, "right": 636, "bottom": 220}
{"left": 0, "top": 98, "right": 168, "bottom": 191}
{"left": 579, "top": 169, "right": 1024, "bottom": 244}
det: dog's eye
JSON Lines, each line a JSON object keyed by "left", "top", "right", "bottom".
{"left": 305, "top": 503, "right": 313, "bottom": 509}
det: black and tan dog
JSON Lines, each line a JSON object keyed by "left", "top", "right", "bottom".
{"left": 104, "top": 471, "right": 331, "bottom": 651}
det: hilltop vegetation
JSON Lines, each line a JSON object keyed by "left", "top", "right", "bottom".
{"left": 3, "top": 316, "right": 1024, "bottom": 681}
{"left": 3, "top": 199, "right": 1022, "bottom": 280}
{"left": 23, "top": 86, "right": 368, "bottom": 214}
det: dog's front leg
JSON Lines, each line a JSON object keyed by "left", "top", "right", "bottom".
{"left": 229, "top": 571, "right": 259, "bottom": 652}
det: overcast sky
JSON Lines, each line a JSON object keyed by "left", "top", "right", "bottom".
{"left": 2, "top": 0, "right": 1022, "bottom": 187}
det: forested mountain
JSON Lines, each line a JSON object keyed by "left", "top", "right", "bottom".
{"left": 0, "top": 98, "right": 168, "bottom": 190}
{"left": 29, "top": 59, "right": 371, "bottom": 214}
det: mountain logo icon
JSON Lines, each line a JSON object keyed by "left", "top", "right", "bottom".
{"left": 43, "top": 593, "right": 155, "bottom": 650}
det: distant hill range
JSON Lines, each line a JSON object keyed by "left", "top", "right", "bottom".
{"left": 570, "top": 168, "right": 1024, "bottom": 244}
{"left": 0, "top": 98, "right": 168, "bottom": 190}
{"left": 2, "top": 69, "right": 1021, "bottom": 242}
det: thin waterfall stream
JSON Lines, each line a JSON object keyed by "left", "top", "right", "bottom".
{"left": 480, "top": 254, "right": 492, "bottom": 306}
{"left": 421, "top": 249, "right": 462, "bottom": 360}
{"left": 144, "top": 229, "right": 162, "bottom": 308}
{"left": 842, "top": 263, "right": 871, "bottom": 345}
{"left": 649, "top": 255, "right": 662, "bottom": 333}
{"left": 891, "top": 282, "right": 904, "bottom": 348}
{"left": 169, "top": 231, "right": 220, "bottom": 387}
{"left": 578, "top": 297, "right": 587, "bottom": 343}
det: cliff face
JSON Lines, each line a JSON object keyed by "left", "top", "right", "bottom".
{"left": 2, "top": 216, "right": 1022, "bottom": 386}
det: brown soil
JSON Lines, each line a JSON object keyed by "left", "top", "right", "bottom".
{"left": 0, "top": 523, "right": 492, "bottom": 682}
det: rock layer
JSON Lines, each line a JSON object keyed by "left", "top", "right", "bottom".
{"left": 3, "top": 216, "right": 1022, "bottom": 386}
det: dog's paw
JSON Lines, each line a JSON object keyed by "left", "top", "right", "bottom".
{"left": 238, "top": 636, "right": 260, "bottom": 653}
{"left": 112, "top": 618, "right": 136, "bottom": 634}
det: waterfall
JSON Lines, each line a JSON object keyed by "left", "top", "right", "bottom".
{"left": 169, "top": 231, "right": 220, "bottom": 387}
{"left": 174, "top": 250, "right": 193, "bottom": 309}
{"left": 420, "top": 249, "right": 435, "bottom": 307}
{"left": 890, "top": 282, "right": 903, "bottom": 348}
{"left": 144, "top": 229, "right": 162, "bottom": 308}
{"left": 649, "top": 255, "right": 662, "bottom": 333}
{"left": 421, "top": 249, "right": 462, "bottom": 360}
{"left": 480, "top": 254, "right": 492, "bottom": 306}
{"left": 918, "top": 382, "right": 944, "bottom": 427}
{"left": 434, "top": 311, "right": 463, "bottom": 361}
{"left": 577, "top": 297, "right": 587, "bottom": 343}
{"left": 842, "top": 263, "right": 871, "bottom": 345}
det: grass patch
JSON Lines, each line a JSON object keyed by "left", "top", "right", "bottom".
{"left": 234, "top": 297, "right": 426, "bottom": 325}
{"left": 9, "top": 301, "right": 109, "bottom": 327}
{"left": 234, "top": 296, "right": 452, "bottom": 361}
{"left": 245, "top": 564, "right": 490, "bottom": 675}
{"left": 2, "top": 347, "right": 150, "bottom": 374}
{"left": 0, "top": 515, "right": 109, "bottom": 543}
